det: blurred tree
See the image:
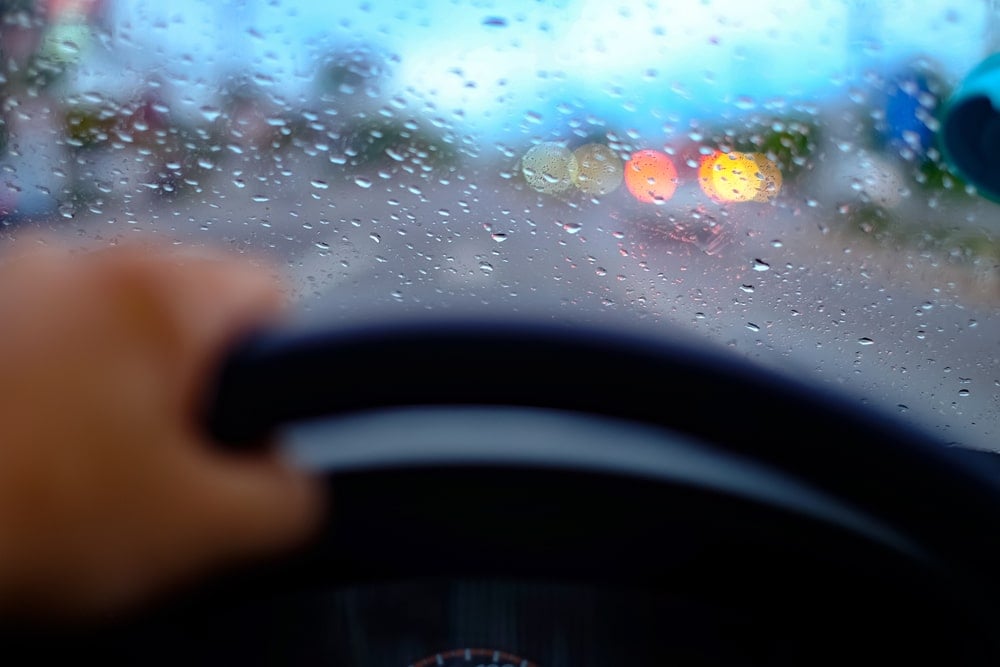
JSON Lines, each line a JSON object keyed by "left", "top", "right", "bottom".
{"left": 307, "top": 44, "right": 457, "bottom": 172}
{"left": 698, "top": 116, "right": 821, "bottom": 184}
{"left": 313, "top": 44, "right": 392, "bottom": 104}
{"left": 732, "top": 118, "right": 821, "bottom": 183}
{"left": 338, "top": 117, "right": 458, "bottom": 171}
{"left": 1, "top": 0, "right": 43, "bottom": 154}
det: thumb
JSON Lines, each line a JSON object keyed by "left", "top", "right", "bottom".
{"left": 184, "top": 449, "right": 327, "bottom": 567}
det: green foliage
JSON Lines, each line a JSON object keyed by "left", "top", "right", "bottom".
{"left": 313, "top": 46, "right": 390, "bottom": 99}
{"left": 340, "top": 118, "right": 459, "bottom": 170}
{"left": 912, "top": 151, "right": 971, "bottom": 198}
{"left": 729, "top": 118, "right": 821, "bottom": 181}
{"left": 844, "top": 203, "right": 893, "bottom": 237}
{"left": 0, "top": 1, "right": 36, "bottom": 17}
{"left": 838, "top": 201, "right": 1000, "bottom": 266}
{"left": 693, "top": 115, "right": 821, "bottom": 183}
{"left": 64, "top": 107, "right": 117, "bottom": 149}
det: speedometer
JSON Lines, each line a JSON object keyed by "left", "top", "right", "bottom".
{"left": 409, "top": 648, "right": 537, "bottom": 667}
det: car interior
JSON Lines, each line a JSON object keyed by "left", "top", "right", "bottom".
{"left": 2, "top": 1, "right": 1000, "bottom": 665}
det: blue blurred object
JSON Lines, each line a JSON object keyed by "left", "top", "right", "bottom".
{"left": 881, "top": 69, "right": 938, "bottom": 159}
{"left": 940, "top": 52, "right": 1000, "bottom": 203}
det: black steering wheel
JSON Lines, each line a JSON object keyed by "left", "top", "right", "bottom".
{"left": 11, "top": 317, "right": 1000, "bottom": 665}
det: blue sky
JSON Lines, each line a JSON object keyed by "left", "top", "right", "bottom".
{"left": 68, "top": 0, "right": 996, "bottom": 136}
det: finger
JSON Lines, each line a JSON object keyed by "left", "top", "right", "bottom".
{"left": 182, "top": 450, "right": 327, "bottom": 565}
{"left": 159, "top": 256, "right": 289, "bottom": 428}
{"left": 89, "top": 245, "right": 290, "bottom": 421}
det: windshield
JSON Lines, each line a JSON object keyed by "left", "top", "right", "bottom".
{"left": 1, "top": 0, "right": 997, "bottom": 449}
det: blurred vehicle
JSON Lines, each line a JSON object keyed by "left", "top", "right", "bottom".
{"left": 3, "top": 0, "right": 1000, "bottom": 665}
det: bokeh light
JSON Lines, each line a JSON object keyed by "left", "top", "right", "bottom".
{"left": 572, "top": 143, "right": 623, "bottom": 195}
{"left": 521, "top": 142, "right": 579, "bottom": 194}
{"left": 698, "top": 151, "right": 760, "bottom": 203}
{"left": 624, "top": 149, "right": 678, "bottom": 203}
{"left": 750, "top": 153, "right": 783, "bottom": 202}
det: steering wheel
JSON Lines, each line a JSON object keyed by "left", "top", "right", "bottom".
{"left": 10, "top": 317, "right": 1000, "bottom": 665}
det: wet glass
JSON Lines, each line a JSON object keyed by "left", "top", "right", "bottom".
{"left": 1, "top": 0, "right": 997, "bottom": 449}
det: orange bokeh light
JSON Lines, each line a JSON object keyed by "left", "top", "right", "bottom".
{"left": 624, "top": 149, "right": 678, "bottom": 204}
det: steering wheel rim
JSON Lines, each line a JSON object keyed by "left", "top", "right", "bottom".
{"left": 204, "top": 317, "right": 1000, "bottom": 583}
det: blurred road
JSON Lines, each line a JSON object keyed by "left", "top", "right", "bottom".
{"left": 25, "top": 149, "right": 1000, "bottom": 451}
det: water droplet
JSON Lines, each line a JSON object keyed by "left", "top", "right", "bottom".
{"left": 199, "top": 106, "right": 222, "bottom": 122}
{"left": 562, "top": 222, "right": 582, "bottom": 234}
{"left": 310, "top": 179, "right": 329, "bottom": 190}
{"left": 524, "top": 110, "right": 543, "bottom": 124}
{"left": 752, "top": 259, "right": 770, "bottom": 272}
{"left": 746, "top": 322, "right": 760, "bottom": 332}
{"left": 958, "top": 389, "right": 971, "bottom": 397}
{"left": 252, "top": 72, "right": 276, "bottom": 86}
{"left": 479, "top": 261, "right": 494, "bottom": 274}
{"left": 369, "top": 232, "right": 381, "bottom": 243}
{"left": 858, "top": 337, "right": 874, "bottom": 346}
{"left": 354, "top": 176, "right": 372, "bottom": 189}
{"left": 57, "top": 39, "right": 80, "bottom": 55}
{"left": 491, "top": 232, "right": 507, "bottom": 242}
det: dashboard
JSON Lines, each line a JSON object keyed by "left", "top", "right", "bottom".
{"left": 101, "top": 575, "right": 988, "bottom": 666}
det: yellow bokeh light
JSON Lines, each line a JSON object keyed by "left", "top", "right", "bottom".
{"left": 750, "top": 153, "right": 783, "bottom": 202}
{"left": 624, "top": 149, "right": 678, "bottom": 204}
{"left": 698, "top": 151, "right": 760, "bottom": 203}
{"left": 572, "top": 143, "right": 623, "bottom": 195}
